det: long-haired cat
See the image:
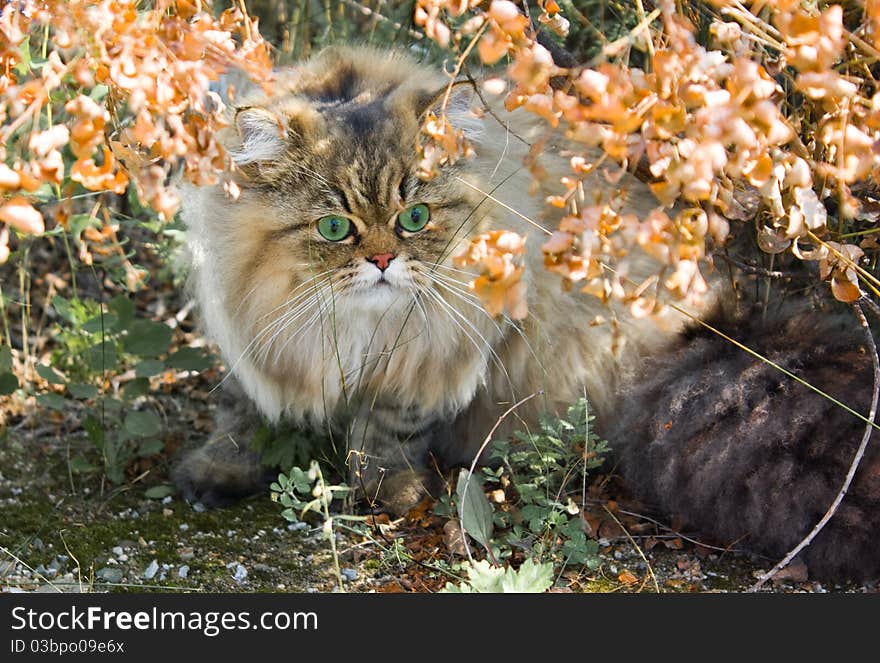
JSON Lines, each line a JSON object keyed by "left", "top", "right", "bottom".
{"left": 174, "top": 46, "right": 879, "bottom": 582}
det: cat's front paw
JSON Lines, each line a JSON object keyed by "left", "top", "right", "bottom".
{"left": 172, "top": 435, "right": 273, "bottom": 508}
{"left": 362, "top": 469, "right": 442, "bottom": 517}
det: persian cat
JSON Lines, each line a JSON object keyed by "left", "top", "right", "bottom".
{"left": 175, "top": 46, "right": 879, "bottom": 581}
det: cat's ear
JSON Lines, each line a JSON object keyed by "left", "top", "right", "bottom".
{"left": 415, "top": 80, "right": 482, "bottom": 142}
{"left": 231, "top": 107, "right": 288, "bottom": 166}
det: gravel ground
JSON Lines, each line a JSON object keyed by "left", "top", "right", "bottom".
{"left": 2, "top": 426, "right": 877, "bottom": 595}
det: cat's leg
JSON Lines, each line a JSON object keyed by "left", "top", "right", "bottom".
{"left": 347, "top": 402, "right": 449, "bottom": 515}
{"left": 172, "top": 379, "right": 275, "bottom": 507}
{"left": 608, "top": 307, "right": 880, "bottom": 581}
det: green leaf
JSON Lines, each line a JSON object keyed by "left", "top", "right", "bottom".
{"left": 86, "top": 341, "right": 118, "bottom": 372}
{"left": 441, "top": 560, "right": 503, "bottom": 593}
{"left": 498, "top": 559, "right": 554, "bottom": 593}
{"left": 83, "top": 415, "right": 105, "bottom": 448}
{"left": 144, "top": 484, "right": 174, "bottom": 499}
{"left": 36, "top": 392, "right": 67, "bottom": 410}
{"left": 441, "top": 559, "right": 554, "bottom": 593}
{"left": 67, "top": 382, "right": 99, "bottom": 399}
{"left": 290, "top": 466, "right": 313, "bottom": 494}
{"left": 135, "top": 359, "right": 165, "bottom": 377}
{"left": 456, "top": 470, "right": 494, "bottom": 551}
{"left": 0, "top": 371, "right": 18, "bottom": 395}
{"left": 0, "top": 345, "right": 12, "bottom": 372}
{"left": 89, "top": 83, "right": 110, "bottom": 101}
{"left": 36, "top": 363, "right": 66, "bottom": 384}
{"left": 123, "top": 377, "right": 150, "bottom": 399}
{"left": 82, "top": 314, "right": 118, "bottom": 334}
{"left": 102, "top": 397, "right": 123, "bottom": 414}
{"left": 66, "top": 213, "right": 100, "bottom": 237}
{"left": 68, "top": 454, "right": 97, "bottom": 474}
{"left": 14, "top": 36, "right": 31, "bottom": 75}
{"left": 166, "top": 347, "right": 214, "bottom": 372}
{"left": 51, "top": 296, "right": 74, "bottom": 324}
{"left": 123, "top": 320, "right": 172, "bottom": 357}
{"left": 108, "top": 295, "right": 135, "bottom": 331}
{"left": 138, "top": 438, "right": 164, "bottom": 456}
{"left": 124, "top": 410, "right": 161, "bottom": 437}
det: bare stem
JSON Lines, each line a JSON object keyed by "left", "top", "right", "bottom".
{"left": 749, "top": 302, "right": 879, "bottom": 591}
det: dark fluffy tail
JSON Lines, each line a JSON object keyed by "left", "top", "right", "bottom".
{"left": 607, "top": 304, "right": 880, "bottom": 582}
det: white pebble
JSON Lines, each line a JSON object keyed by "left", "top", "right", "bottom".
{"left": 143, "top": 559, "right": 159, "bottom": 580}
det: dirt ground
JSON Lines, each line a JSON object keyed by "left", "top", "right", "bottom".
{"left": 1, "top": 413, "right": 874, "bottom": 594}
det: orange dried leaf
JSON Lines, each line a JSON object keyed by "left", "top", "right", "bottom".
{"left": 0, "top": 197, "right": 44, "bottom": 234}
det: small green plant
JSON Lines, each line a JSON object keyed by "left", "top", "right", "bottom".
{"left": 251, "top": 423, "right": 335, "bottom": 474}
{"left": 270, "top": 460, "right": 366, "bottom": 590}
{"left": 440, "top": 558, "right": 555, "bottom": 593}
{"left": 489, "top": 397, "right": 609, "bottom": 568}
{"left": 270, "top": 399, "right": 609, "bottom": 592}
{"left": 443, "top": 398, "right": 609, "bottom": 573}
{"left": 33, "top": 292, "right": 215, "bottom": 484}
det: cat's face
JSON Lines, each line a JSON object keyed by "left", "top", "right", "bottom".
{"left": 216, "top": 48, "right": 488, "bottom": 372}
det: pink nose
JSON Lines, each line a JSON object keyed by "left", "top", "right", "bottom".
{"left": 368, "top": 253, "right": 395, "bottom": 271}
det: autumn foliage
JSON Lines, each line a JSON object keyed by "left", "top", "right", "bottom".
{"left": 416, "top": 0, "right": 880, "bottom": 317}
{"left": 0, "top": 0, "right": 271, "bottom": 270}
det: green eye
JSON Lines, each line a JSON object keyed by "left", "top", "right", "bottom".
{"left": 317, "top": 215, "right": 352, "bottom": 241}
{"left": 397, "top": 203, "right": 430, "bottom": 233}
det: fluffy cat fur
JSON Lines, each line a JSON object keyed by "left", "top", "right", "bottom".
{"left": 174, "top": 46, "right": 879, "bottom": 581}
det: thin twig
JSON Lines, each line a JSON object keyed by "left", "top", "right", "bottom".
{"left": 601, "top": 504, "right": 660, "bottom": 593}
{"left": 749, "top": 302, "right": 879, "bottom": 591}
{"left": 713, "top": 252, "right": 802, "bottom": 279}
{"left": 609, "top": 504, "right": 754, "bottom": 555}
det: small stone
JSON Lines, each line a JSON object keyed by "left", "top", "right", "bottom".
{"left": 143, "top": 559, "right": 159, "bottom": 580}
{"left": 227, "top": 562, "right": 247, "bottom": 584}
{"left": 179, "top": 524, "right": 189, "bottom": 531}
{"left": 112, "top": 546, "right": 124, "bottom": 558}
{"left": 137, "top": 537, "right": 148, "bottom": 548}
{"left": 178, "top": 565, "right": 190, "bottom": 579}
{"left": 192, "top": 502, "right": 206, "bottom": 513}
{"left": 163, "top": 508, "right": 173, "bottom": 517}
{"left": 96, "top": 567, "right": 123, "bottom": 584}
{"left": 178, "top": 547, "right": 195, "bottom": 561}
{"left": 288, "top": 522, "right": 308, "bottom": 531}
{"left": 162, "top": 496, "right": 173, "bottom": 504}
{"left": 340, "top": 568, "right": 357, "bottom": 582}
